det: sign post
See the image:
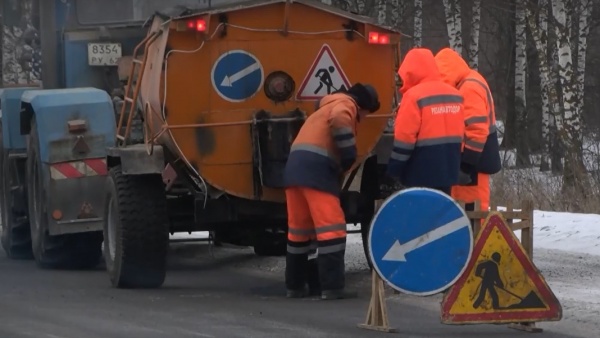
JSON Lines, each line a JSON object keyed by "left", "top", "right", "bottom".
{"left": 358, "top": 188, "right": 474, "bottom": 332}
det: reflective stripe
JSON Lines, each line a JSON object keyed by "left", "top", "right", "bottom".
{"left": 288, "top": 228, "right": 316, "bottom": 236}
{"left": 416, "top": 94, "right": 463, "bottom": 109}
{"left": 416, "top": 136, "right": 463, "bottom": 147}
{"left": 291, "top": 144, "right": 333, "bottom": 159}
{"left": 287, "top": 245, "right": 311, "bottom": 254}
{"left": 390, "top": 152, "right": 410, "bottom": 161}
{"left": 336, "top": 138, "right": 356, "bottom": 148}
{"left": 318, "top": 242, "right": 346, "bottom": 254}
{"left": 458, "top": 78, "right": 496, "bottom": 133}
{"left": 393, "top": 139, "right": 415, "bottom": 150}
{"left": 332, "top": 127, "right": 353, "bottom": 137}
{"left": 315, "top": 223, "right": 347, "bottom": 234}
{"left": 465, "top": 138, "right": 485, "bottom": 150}
{"left": 465, "top": 116, "right": 487, "bottom": 126}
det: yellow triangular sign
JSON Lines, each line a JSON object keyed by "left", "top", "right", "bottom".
{"left": 441, "top": 212, "right": 562, "bottom": 324}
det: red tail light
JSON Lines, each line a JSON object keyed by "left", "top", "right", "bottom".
{"left": 368, "top": 32, "right": 391, "bottom": 44}
{"left": 187, "top": 19, "right": 207, "bottom": 32}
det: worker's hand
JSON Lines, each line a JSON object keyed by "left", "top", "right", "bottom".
{"left": 458, "top": 170, "right": 472, "bottom": 185}
{"left": 458, "top": 162, "right": 475, "bottom": 186}
{"left": 380, "top": 174, "right": 402, "bottom": 198}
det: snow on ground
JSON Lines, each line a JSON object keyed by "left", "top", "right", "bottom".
{"left": 171, "top": 209, "right": 600, "bottom": 336}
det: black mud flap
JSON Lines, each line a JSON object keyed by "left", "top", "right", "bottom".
{"left": 251, "top": 109, "right": 305, "bottom": 198}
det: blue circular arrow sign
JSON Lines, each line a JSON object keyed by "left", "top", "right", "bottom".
{"left": 211, "top": 50, "right": 264, "bottom": 102}
{"left": 368, "top": 188, "right": 474, "bottom": 296}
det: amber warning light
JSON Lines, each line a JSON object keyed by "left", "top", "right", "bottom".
{"left": 368, "top": 32, "right": 390, "bottom": 44}
{"left": 187, "top": 19, "right": 207, "bottom": 32}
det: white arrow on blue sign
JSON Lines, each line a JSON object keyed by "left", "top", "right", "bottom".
{"left": 211, "top": 50, "right": 264, "bottom": 102}
{"left": 368, "top": 188, "right": 474, "bottom": 296}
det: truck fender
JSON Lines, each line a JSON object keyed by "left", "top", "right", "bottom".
{"left": 0, "top": 87, "right": 37, "bottom": 151}
{"left": 19, "top": 87, "right": 117, "bottom": 162}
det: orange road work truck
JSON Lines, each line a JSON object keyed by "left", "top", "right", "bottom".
{"left": 87, "top": 0, "right": 402, "bottom": 288}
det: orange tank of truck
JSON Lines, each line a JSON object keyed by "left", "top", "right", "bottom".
{"left": 103, "top": 0, "right": 402, "bottom": 288}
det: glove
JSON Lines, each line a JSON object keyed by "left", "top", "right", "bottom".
{"left": 458, "top": 170, "right": 472, "bottom": 185}
{"left": 458, "top": 162, "right": 475, "bottom": 186}
{"left": 380, "top": 174, "right": 403, "bottom": 198}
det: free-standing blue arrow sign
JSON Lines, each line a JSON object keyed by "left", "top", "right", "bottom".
{"left": 211, "top": 50, "right": 264, "bottom": 102}
{"left": 368, "top": 188, "right": 473, "bottom": 296}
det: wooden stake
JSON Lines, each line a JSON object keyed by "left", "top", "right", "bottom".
{"left": 357, "top": 269, "right": 397, "bottom": 333}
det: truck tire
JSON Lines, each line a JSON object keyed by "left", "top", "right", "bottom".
{"left": 27, "top": 119, "right": 103, "bottom": 269}
{"left": 103, "top": 165, "right": 169, "bottom": 288}
{"left": 0, "top": 123, "right": 33, "bottom": 259}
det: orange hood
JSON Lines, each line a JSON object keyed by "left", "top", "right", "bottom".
{"left": 434, "top": 48, "right": 471, "bottom": 87}
{"left": 398, "top": 48, "right": 442, "bottom": 94}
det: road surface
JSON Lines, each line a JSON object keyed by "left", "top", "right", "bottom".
{"left": 0, "top": 241, "right": 592, "bottom": 338}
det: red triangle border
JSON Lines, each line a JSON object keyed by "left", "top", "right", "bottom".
{"left": 441, "top": 213, "right": 562, "bottom": 323}
{"left": 295, "top": 44, "right": 352, "bottom": 101}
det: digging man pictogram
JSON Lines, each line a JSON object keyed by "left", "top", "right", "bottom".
{"left": 473, "top": 252, "right": 503, "bottom": 309}
{"left": 472, "top": 252, "right": 547, "bottom": 310}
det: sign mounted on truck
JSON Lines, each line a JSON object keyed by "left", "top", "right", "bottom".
{"left": 211, "top": 50, "right": 264, "bottom": 103}
{"left": 296, "top": 44, "right": 351, "bottom": 101}
{"left": 87, "top": 43, "right": 122, "bottom": 66}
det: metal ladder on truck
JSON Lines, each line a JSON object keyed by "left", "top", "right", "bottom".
{"left": 116, "top": 30, "right": 162, "bottom": 146}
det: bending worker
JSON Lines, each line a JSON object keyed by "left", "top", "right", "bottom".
{"left": 386, "top": 48, "right": 465, "bottom": 195}
{"left": 283, "top": 83, "right": 380, "bottom": 300}
{"left": 434, "top": 48, "right": 502, "bottom": 211}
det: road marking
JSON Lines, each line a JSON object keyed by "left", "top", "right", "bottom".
{"left": 383, "top": 217, "right": 469, "bottom": 262}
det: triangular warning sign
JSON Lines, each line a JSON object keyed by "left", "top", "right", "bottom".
{"left": 296, "top": 44, "right": 352, "bottom": 100}
{"left": 441, "top": 212, "right": 562, "bottom": 324}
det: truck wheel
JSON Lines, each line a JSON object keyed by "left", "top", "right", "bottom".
{"left": 27, "top": 119, "right": 102, "bottom": 269}
{"left": 0, "top": 124, "right": 33, "bottom": 259}
{"left": 104, "top": 166, "right": 169, "bottom": 288}
{"left": 253, "top": 229, "right": 286, "bottom": 256}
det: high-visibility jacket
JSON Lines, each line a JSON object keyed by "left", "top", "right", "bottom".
{"left": 284, "top": 93, "right": 359, "bottom": 196}
{"left": 386, "top": 48, "right": 465, "bottom": 188}
{"left": 435, "top": 48, "right": 501, "bottom": 175}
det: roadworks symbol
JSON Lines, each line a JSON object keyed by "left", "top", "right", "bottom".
{"left": 296, "top": 44, "right": 351, "bottom": 100}
{"left": 441, "top": 212, "right": 562, "bottom": 324}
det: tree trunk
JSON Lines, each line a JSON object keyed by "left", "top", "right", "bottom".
{"left": 575, "top": 0, "right": 593, "bottom": 120}
{"left": 442, "top": 0, "right": 463, "bottom": 54}
{"left": 532, "top": 0, "right": 551, "bottom": 171}
{"left": 551, "top": 0, "right": 587, "bottom": 196}
{"left": 515, "top": 2, "right": 530, "bottom": 168}
{"left": 413, "top": 0, "right": 422, "bottom": 47}
{"left": 376, "top": 0, "right": 387, "bottom": 25}
{"left": 468, "top": 0, "right": 481, "bottom": 69}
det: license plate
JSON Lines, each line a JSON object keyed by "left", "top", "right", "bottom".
{"left": 87, "top": 43, "right": 122, "bottom": 66}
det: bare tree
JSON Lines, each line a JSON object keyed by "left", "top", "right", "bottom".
{"left": 515, "top": 1, "right": 530, "bottom": 167}
{"left": 549, "top": 0, "right": 589, "bottom": 196}
{"left": 468, "top": 0, "right": 481, "bottom": 69}
{"left": 414, "top": 0, "right": 422, "bottom": 46}
{"left": 442, "top": 0, "right": 463, "bottom": 53}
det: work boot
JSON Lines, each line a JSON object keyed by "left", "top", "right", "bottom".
{"left": 306, "top": 258, "right": 321, "bottom": 296}
{"left": 321, "top": 289, "right": 358, "bottom": 300}
{"left": 286, "top": 288, "right": 308, "bottom": 299}
{"left": 285, "top": 244, "right": 309, "bottom": 292}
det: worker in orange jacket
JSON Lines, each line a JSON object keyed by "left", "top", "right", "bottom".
{"left": 386, "top": 48, "right": 465, "bottom": 194}
{"left": 283, "top": 83, "right": 380, "bottom": 300}
{"left": 434, "top": 48, "right": 502, "bottom": 212}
